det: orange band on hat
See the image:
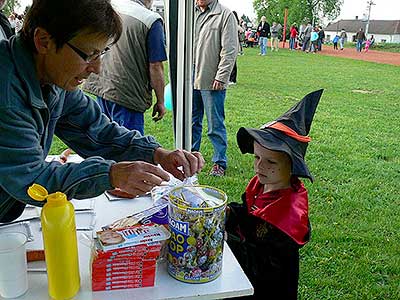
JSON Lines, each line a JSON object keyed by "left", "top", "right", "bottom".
{"left": 268, "top": 122, "right": 311, "bottom": 143}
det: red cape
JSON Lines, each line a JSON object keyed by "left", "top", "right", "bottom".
{"left": 245, "top": 176, "right": 309, "bottom": 245}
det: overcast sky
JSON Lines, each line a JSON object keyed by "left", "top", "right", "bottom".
{"left": 218, "top": 0, "right": 399, "bottom": 21}
{"left": 15, "top": 0, "right": 400, "bottom": 21}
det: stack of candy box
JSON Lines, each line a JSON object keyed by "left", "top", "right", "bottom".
{"left": 91, "top": 220, "right": 170, "bottom": 291}
{"left": 91, "top": 241, "right": 161, "bottom": 291}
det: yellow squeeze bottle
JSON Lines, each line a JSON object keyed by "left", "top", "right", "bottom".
{"left": 28, "top": 184, "right": 80, "bottom": 299}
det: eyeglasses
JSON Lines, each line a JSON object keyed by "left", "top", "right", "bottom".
{"left": 66, "top": 42, "right": 110, "bottom": 63}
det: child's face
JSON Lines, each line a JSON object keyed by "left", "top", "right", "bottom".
{"left": 253, "top": 142, "right": 292, "bottom": 186}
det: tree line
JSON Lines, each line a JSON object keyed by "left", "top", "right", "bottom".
{"left": 253, "top": 0, "right": 343, "bottom": 27}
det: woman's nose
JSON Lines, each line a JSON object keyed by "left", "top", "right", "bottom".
{"left": 86, "top": 59, "right": 101, "bottom": 74}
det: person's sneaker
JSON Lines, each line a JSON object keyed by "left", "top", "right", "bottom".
{"left": 228, "top": 81, "right": 236, "bottom": 86}
{"left": 209, "top": 164, "right": 225, "bottom": 177}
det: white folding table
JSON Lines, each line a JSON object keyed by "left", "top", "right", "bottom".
{"left": 3, "top": 172, "right": 253, "bottom": 299}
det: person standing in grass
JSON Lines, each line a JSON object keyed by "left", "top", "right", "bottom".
{"left": 302, "top": 21, "right": 312, "bottom": 51}
{"left": 229, "top": 10, "right": 241, "bottom": 85}
{"left": 355, "top": 28, "right": 366, "bottom": 53}
{"left": 339, "top": 28, "right": 347, "bottom": 50}
{"left": 270, "top": 22, "right": 282, "bottom": 51}
{"left": 257, "top": 16, "right": 270, "bottom": 56}
{"left": 226, "top": 90, "right": 323, "bottom": 300}
{"left": 192, "top": 0, "right": 238, "bottom": 177}
{"left": 317, "top": 25, "right": 325, "bottom": 51}
{"left": 289, "top": 23, "right": 298, "bottom": 51}
{"left": 332, "top": 34, "right": 340, "bottom": 50}
{"left": 310, "top": 27, "right": 319, "bottom": 53}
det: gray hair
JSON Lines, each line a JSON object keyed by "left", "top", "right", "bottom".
{"left": 0, "top": 0, "right": 7, "bottom": 10}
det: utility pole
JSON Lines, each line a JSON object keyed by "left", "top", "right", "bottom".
{"left": 282, "top": 7, "right": 288, "bottom": 48}
{"left": 365, "top": 0, "right": 376, "bottom": 37}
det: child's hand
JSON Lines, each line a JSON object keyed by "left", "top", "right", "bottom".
{"left": 59, "top": 148, "right": 71, "bottom": 164}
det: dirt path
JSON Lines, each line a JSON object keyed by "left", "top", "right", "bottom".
{"left": 314, "top": 45, "right": 400, "bottom": 66}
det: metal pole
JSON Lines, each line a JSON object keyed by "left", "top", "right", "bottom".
{"left": 166, "top": 0, "right": 194, "bottom": 150}
{"left": 365, "top": 0, "right": 375, "bottom": 37}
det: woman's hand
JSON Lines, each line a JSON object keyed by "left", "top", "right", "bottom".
{"left": 109, "top": 161, "right": 170, "bottom": 197}
{"left": 153, "top": 148, "right": 205, "bottom": 181}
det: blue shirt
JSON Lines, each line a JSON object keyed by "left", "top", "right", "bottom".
{"left": 147, "top": 19, "right": 167, "bottom": 63}
{"left": 310, "top": 32, "right": 319, "bottom": 42}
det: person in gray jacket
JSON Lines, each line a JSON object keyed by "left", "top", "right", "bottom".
{"left": 270, "top": 22, "right": 282, "bottom": 51}
{"left": 192, "top": 0, "right": 238, "bottom": 177}
{"left": 302, "top": 21, "right": 312, "bottom": 52}
{"left": 0, "top": 0, "right": 204, "bottom": 223}
{"left": 84, "top": 0, "right": 167, "bottom": 135}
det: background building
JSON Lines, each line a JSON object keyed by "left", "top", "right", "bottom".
{"left": 324, "top": 19, "right": 400, "bottom": 43}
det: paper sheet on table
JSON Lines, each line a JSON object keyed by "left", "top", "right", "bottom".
{"left": 45, "top": 154, "right": 83, "bottom": 164}
{"left": 104, "top": 190, "right": 136, "bottom": 201}
{"left": 75, "top": 211, "right": 96, "bottom": 231}
{"left": 70, "top": 198, "right": 95, "bottom": 210}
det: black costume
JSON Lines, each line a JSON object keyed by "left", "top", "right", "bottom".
{"left": 226, "top": 90, "right": 323, "bottom": 300}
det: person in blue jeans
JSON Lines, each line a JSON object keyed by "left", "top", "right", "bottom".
{"left": 192, "top": 89, "right": 227, "bottom": 174}
{"left": 193, "top": 0, "right": 238, "bottom": 176}
{"left": 355, "top": 28, "right": 366, "bottom": 53}
{"left": 257, "top": 16, "right": 270, "bottom": 56}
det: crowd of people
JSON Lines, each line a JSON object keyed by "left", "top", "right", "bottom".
{"left": 7, "top": 12, "right": 24, "bottom": 34}
{"left": 232, "top": 15, "right": 378, "bottom": 56}
{"left": 237, "top": 17, "right": 327, "bottom": 54}
{"left": 331, "top": 28, "right": 375, "bottom": 53}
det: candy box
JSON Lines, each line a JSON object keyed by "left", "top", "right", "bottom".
{"left": 96, "top": 223, "right": 170, "bottom": 252}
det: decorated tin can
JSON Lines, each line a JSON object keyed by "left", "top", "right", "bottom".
{"left": 167, "top": 185, "right": 227, "bottom": 283}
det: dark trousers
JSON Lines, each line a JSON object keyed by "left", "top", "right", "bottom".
{"left": 302, "top": 36, "right": 310, "bottom": 51}
{"left": 229, "top": 62, "right": 237, "bottom": 83}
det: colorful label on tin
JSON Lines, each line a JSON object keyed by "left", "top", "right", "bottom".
{"left": 168, "top": 218, "right": 189, "bottom": 257}
{"left": 167, "top": 209, "right": 225, "bottom": 283}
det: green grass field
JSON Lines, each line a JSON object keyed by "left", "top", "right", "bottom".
{"left": 51, "top": 47, "right": 400, "bottom": 299}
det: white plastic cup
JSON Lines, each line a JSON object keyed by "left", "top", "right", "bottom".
{"left": 0, "top": 232, "right": 28, "bottom": 298}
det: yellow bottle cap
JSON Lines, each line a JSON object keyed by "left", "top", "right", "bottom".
{"left": 27, "top": 184, "right": 67, "bottom": 203}
{"left": 27, "top": 184, "right": 48, "bottom": 201}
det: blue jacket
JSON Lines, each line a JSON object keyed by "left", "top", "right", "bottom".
{"left": 0, "top": 36, "right": 161, "bottom": 222}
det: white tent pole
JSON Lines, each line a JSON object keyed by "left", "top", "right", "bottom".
{"left": 175, "top": 0, "right": 186, "bottom": 149}
{"left": 183, "top": 0, "right": 194, "bottom": 151}
{"left": 166, "top": 0, "right": 194, "bottom": 151}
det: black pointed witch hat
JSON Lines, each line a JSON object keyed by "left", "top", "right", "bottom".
{"left": 237, "top": 89, "right": 323, "bottom": 182}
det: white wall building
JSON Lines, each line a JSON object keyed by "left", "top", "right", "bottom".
{"left": 324, "top": 19, "right": 400, "bottom": 43}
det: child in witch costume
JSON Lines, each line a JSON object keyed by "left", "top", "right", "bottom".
{"left": 226, "top": 90, "right": 323, "bottom": 300}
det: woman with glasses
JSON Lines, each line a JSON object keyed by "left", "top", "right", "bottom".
{"left": 0, "top": 0, "right": 204, "bottom": 223}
